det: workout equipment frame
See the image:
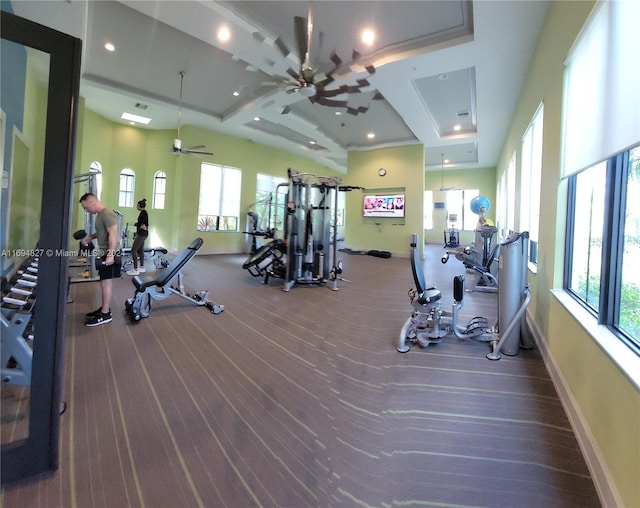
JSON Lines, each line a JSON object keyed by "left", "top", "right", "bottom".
{"left": 442, "top": 225, "right": 500, "bottom": 293}
{"left": 397, "top": 232, "right": 532, "bottom": 360}
{"left": 125, "top": 238, "right": 224, "bottom": 321}
{"left": 397, "top": 234, "right": 491, "bottom": 353}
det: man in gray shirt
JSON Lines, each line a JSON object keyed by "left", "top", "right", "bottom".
{"left": 79, "top": 193, "right": 121, "bottom": 326}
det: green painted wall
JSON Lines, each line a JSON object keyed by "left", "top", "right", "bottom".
{"left": 74, "top": 111, "right": 341, "bottom": 254}
{"left": 495, "top": 1, "right": 639, "bottom": 506}
{"left": 343, "top": 145, "right": 424, "bottom": 256}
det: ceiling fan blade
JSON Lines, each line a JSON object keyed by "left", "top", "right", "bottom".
{"left": 372, "top": 91, "right": 385, "bottom": 101}
{"left": 330, "top": 52, "right": 342, "bottom": 67}
{"left": 347, "top": 107, "right": 358, "bottom": 116}
{"left": 274, "top": 37, "right": 290, "bottom": 58}
{"left": 352, "top": 49, "right": 362, "bottom": 61}
{"left": 185, "top": 149, "right": 213, "bottom": 156}
{"left": 281, "top": 105, "right": 291, "bottom": 115}
{"left": 318, "top": 85, "right": 348, "bottom": 98}
{"left": 356, "top": 79, "right": 370, "bottom": 88}
{"left": 343, "top": 85, "right": 363, "bottom": 94}
{"left": 365, "top": 64, "right": 376, "bottom": 75}
{"left": 316, "top": 74, "right": 335, "bottom": 88}
{"left": 315, "top": 96, "right": 348, "bottom": 108}
{"left": 286, "top": 67, "right": 300, "bottom": 81}
{"left": 185, "top": 145, "right": 206, "bottom": 151}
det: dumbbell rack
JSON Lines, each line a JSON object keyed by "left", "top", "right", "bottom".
{"left": 1, "top": 258, "right": 37, "bottom": 386}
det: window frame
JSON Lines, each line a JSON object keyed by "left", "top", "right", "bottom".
{"left": 118, "top": 168, "right": 135, "bottom": 208}
{"left": 520, "top": 103, "right": 544, "bottom": 266}
{"left": 152, "top": 170, "right": 167, "bottom": 210}
{"left": 564, "top": 147, "right": 640, "bottom": 355}
{"left": 197, "top": 162, "right": 242, "bottom": 232}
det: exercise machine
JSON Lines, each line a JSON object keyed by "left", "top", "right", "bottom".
{"left": 242, "top": 238, "right": 288, "bottom": 284}
{"left": 124, "top": 238, "right": 224, "bottom": 321}
{"left": 244, "top": 194, "right": 277, "bottom": 255}
{"left": 443, "top": 213, "right": 460, "bottom": 248}
{"left": 1, "top": 256, "right": 38, "bottom": 386}
{"left": 398, "top": 231, "right": 532, "bottom": 360}
{"left": 397, "top": 234, "right": 491, "bottom": 352}
{"left": 69, "top": 168, "right": 100, "bottom": 282}
{"left": 487, "top": 231, "right": 532, "bottom": 359}
{"left": 242, "top": 169, "right": 356, "bottom": 291}
{"left": 122, "top": 246, "right": 169, "bottom": 271}
{"left": 442, "top": 195, "right": 499, "bottom": 292}
{"left": 442, "top": 224, "right": 499, "bottom": 292}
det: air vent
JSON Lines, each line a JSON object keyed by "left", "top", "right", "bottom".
{"left": 135, "top": 102, "right": 148, "bottom": 110}
{"left": 456, "top": 111, "right": 470, "bottom": 118}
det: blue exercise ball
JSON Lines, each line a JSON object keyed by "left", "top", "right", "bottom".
{"left": 470, "top": 195, "right": 490, "bottom": 215}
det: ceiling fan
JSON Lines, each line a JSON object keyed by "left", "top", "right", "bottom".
{"left": 172, "top": 71, "right": 213, "bottom": 156}
{"left": 275, "top": 3, "right": 380, "bottom": 115}
{"left": 439, "top": 153, "right": 460, "bottom": 191}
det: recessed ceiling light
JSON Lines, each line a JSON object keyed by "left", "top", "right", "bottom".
{"left": 253, "top": 117, "right": 260, "bottom": 121}
{"left": 121, "top": 112, "right": 151, "bottom": 125}
{"left": 218, "top": 26, "right": 231, "bottom": 42}
{"left": 367, "top": 132, "right": 375, "bottom": 139}
{"left": 444, "top": 159, "right": 450, "bottom": 164}
{"left": 453, "top": 125, "right": 462, "bottom": 131}
{"left": 233, "top": 91, "right": 240, "bottom": 97}
{"left": 438, "top": 73, "right": 449, "bottom": 80}
{"left": 104, "top": 42, "right": 115, "bottom": 52}
{"left": 335, "top": 111, "right": 342, "bottom": 116}
{"left": 309, "top": 140, "right": 316, "bottom": 145}
{"left": 361, "top": 29, "right": 375, "bottom": 46}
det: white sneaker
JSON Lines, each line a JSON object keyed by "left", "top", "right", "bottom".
{"left": 126, "top": 269, "right": 139, "bottom": 276}
{"left": 138, "top": 266, "right": 146, "bottom": 273}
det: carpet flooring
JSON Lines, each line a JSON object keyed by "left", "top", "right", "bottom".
{"left": 1, "top": 243, "right": 601, "bottom": 507}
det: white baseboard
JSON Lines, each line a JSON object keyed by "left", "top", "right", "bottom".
{"left": 526, "top": 312, "right": 623, "bottom": 508}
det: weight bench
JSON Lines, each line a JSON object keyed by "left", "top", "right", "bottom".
{"left": 124, "top": 237, "right": 224, "bottom": 322}
{"left": 121, "top": 246, "right": 169, "bottom": 270}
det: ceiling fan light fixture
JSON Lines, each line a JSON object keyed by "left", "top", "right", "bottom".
{"left": 298, "top": 83, "right": 316, "bottom": 97}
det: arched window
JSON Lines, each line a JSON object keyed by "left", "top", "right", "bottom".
{"left": 89, "top": 160, "right": 102, "bottom": 199}
{"left": 118, "top": 168, "right": 135, "bottom": 207}
{"left": 153, "top": 171, "right": 167, "bottom": 209}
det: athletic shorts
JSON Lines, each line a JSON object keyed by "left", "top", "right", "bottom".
{"left": 97, "top": 253, "right": 122, "bottom": 280}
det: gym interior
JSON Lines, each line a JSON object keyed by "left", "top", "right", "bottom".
{"left": 1, "top": 2, "right": 639, "bottom": 507}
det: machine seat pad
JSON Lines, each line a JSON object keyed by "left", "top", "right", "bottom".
{"left": 131, "top": 238, "right": 203, "bottom": 291}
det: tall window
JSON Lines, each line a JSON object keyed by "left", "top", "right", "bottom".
{"left": 563, "top": 0, "right": 640, "bottom": 353}
{"left": 446, "top": 189, "right": 479, "bottom": 231}
{"left": 506, "top": 152, "right": 516, "bottom": 233}
{"left": 255, "top": 173, "right": 287, "bottom": 232}
{"left": 118, "top": 168, "right": 135, "bottom": 207}
{"left": 153, "top": 171, "right": 167, "bottom": 209}
{"left": 521, "top": 104, "right": 544, "bottom": 265}
{"left": 423, "top": 191, "right": 434, "bottom": 230}
{"left": 197, "top": 163, "right": 241, "bottom": 232}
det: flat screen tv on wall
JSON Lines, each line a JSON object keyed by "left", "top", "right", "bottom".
{"left": 363, "top": 193, "right": 405, "bottom": 218}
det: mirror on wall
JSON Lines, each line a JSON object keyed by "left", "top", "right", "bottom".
{"left": 1, "top": 9, "right": 81, "bottom": 485}
{"left": 1, "top": 39, "right": 49, "bottom": 454}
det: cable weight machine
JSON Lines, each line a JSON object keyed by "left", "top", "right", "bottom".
{"left": 281, "top": 169, "right": 341, "bottom": 291}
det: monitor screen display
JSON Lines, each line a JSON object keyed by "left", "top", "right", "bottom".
{"left": 363, "top": 194, "right": 405, "bottom": 218}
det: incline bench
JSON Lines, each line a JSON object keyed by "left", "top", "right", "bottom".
{"left": 124, "top": 237, "right": 224, "bottom": 321}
